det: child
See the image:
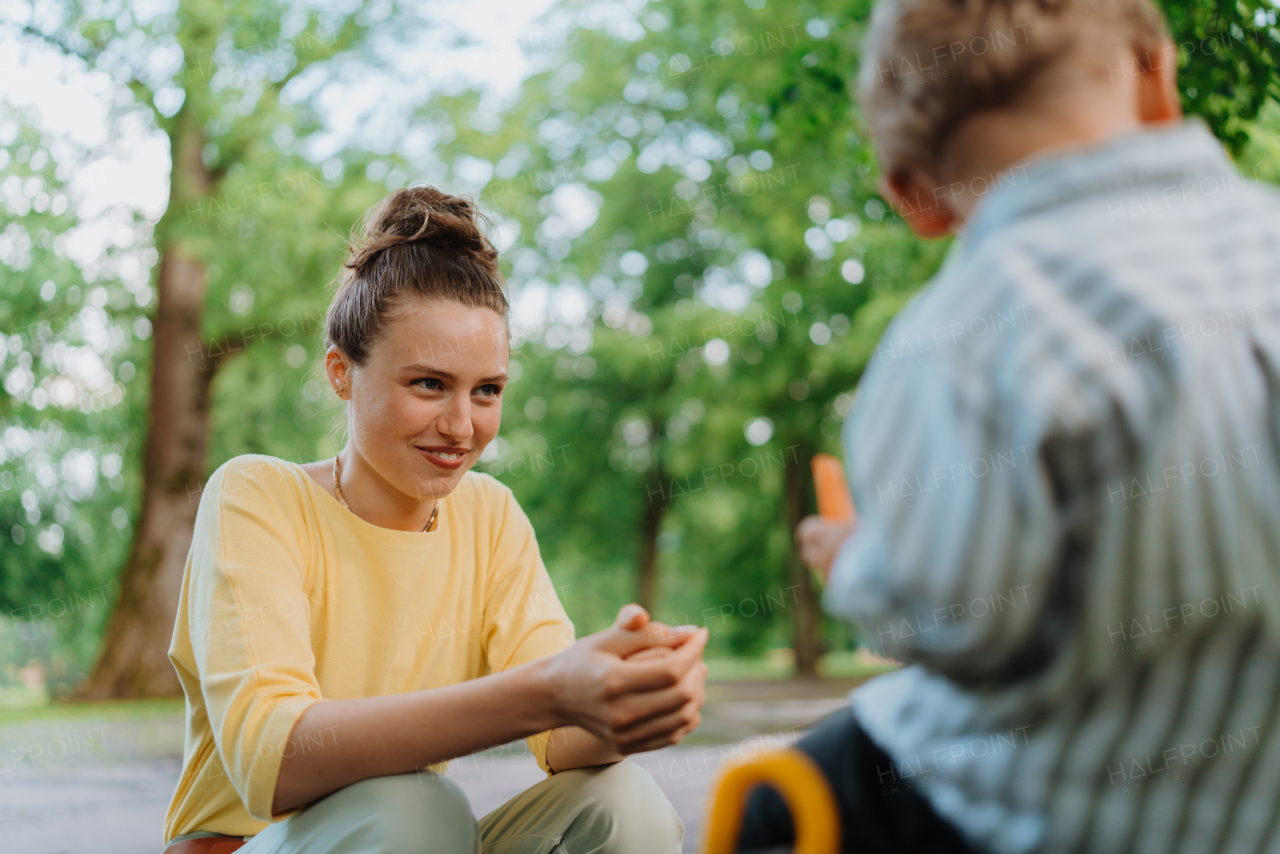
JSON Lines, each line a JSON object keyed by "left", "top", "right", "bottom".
{"left": 740, "top": 1, "right": 1280, "bottom": 852}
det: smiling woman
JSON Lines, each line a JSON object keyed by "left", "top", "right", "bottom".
{"left": 319, "top": 189, "right": 514, "bottom": 533}
{"left": 161, "top": 187, "right": 707, "bottom": 854}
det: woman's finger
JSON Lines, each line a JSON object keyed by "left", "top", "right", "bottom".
{"left": 619, "top": 666, "right": 706, "bottom": 752}
{"left": 606, "top": 657, "right": 691, "bottom": 699}
{"left": 608, "top": 628, "right": 708, "bottom": 692}
{"left": 616, "top": 700, "right": 701, "bottom": 749}
{"left": 596, "top": 617, "right": 703, "bottom": 658}
{"left": 614, "top": 603, "right": 649, "bottom": 631}
{"left": 607, "top": 648, "right": 707, "bottom": 729}
{"left": 619, "top": 707, "right": 703, "bottom": 754}
{"left": 624, "top": 646, "right": 671, "bottom": 662}
{"left": 618, "top": 663, "right": 705, "bottom": 731}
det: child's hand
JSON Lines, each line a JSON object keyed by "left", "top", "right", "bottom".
{"left": 796, "top": 515, "right": 857, "bottom": 581}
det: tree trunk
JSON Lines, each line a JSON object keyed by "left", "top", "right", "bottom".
{"left": 636, "top": 460, "right": 668, "bottom": 613}
{"left": 83, "top": 250, "right": 214, "bottom": 698}
{"left": 81, "top": 65, "right": 228, "bottom": 699}
{"left": 783, "top": 441, "right": 822, "bottom": 677}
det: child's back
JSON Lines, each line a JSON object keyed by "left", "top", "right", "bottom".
{"left": 827, "top": 118, "right": 1280, "bottom": 854}
{"left": 754, "top": 2, "right": 1280, "bottom": 853}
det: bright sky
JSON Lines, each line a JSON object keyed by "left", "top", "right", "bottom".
{"left": 0, "top": 0, "right": 562, "bottom": 227}
{"left": 0, "top": 0, "right": 661, "bottom": 379}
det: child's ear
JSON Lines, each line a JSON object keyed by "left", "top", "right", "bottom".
{"left": 881, "top": 170, "right": 956, "bottom": 239}
{"left": 1134, "top": 39, "right": 1182, "bottom": 124}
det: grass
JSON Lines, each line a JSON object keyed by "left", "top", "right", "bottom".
{"left": 817, "top": 649, "right": 901, "bottom": 679}
{"left": 706, "top": 648, "right": 898, "bottom": 682}
{"left": 0, "top": 684, "right": 49, "bottom": 708}
{"left": 705, "top": 652, "right": 797, "bottom": 682}
{"left": 0, "top": 688, "right": 184, "bottom": 725}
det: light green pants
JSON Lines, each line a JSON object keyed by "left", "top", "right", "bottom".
{"left": 176, "top": 760, "right": 683, "bottom": 854}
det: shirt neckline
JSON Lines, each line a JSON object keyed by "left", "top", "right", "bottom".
{"left": 959, "top": 118, "right": 1232, "bottom": 248}
{"left": 285, "top": 459, "right": 447, "bottom": 543}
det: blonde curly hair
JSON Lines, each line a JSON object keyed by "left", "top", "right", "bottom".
{"left": 858, "top": 0, "right": 1169, "bottom": 179}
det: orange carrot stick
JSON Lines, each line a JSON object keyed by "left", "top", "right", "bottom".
{"left": 811, "top": 454, "right": 855, "bottom": 521}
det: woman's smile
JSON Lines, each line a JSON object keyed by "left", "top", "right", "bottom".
{"left": 323, "top": 297, "right": 509, "bottom": 524}
{"left": 415, "top": 445, "right": 469, "bottom": 469}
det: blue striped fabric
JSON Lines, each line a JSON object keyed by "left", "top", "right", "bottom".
{"left": 825, "top": 119, "right": 1280, "bottom": 854}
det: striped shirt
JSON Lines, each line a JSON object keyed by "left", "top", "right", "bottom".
{"left": 826, "top": 119, "right": 1280, "bottom": 854}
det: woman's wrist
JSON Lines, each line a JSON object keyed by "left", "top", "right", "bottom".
{"left": 545, "top": 726, "right": 624, "bottom": 773}
{"left": 514, "top": 654, "right": 569, "bottom": 734}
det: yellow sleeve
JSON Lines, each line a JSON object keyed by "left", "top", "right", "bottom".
{"left": 477, "top": 476, "right": 576, "bottom": 774}
{"left": 186, "top": 459, "right": 322, "bottom": 821}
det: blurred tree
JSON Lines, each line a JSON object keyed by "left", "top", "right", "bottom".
{"left": 1158, "top": 0, "right": 1279, "bottom": 153}
{"left": 429, "top": 0, "right": 950, "bottom": 672}
{"left": 10, "top": 0, "right": 420, "bottom": 697}
{"left": 432, "top": 0, "right": 1279, "bottom": 673}
{"left": 2, "top": 0, "right": 1276, "bottom": 695}
{"left": 0, "top": 109, "right": 147, "bottom": 693}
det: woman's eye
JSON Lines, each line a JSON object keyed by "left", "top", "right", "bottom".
{"left": 476, "top": 384, "right": 502, "bottom": 397}
{"left": 414, "top": 377, "right": 444, "bottom": 390}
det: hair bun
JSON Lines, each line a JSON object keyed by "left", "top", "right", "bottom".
{"left": 325, "top": 185, "right": 508, "bottom": 365}
{"left": 345, "top": 186, "right": 497, "bottom": 277}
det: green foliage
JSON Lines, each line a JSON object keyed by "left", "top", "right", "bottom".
{"left": 426, "top": 0, "right": 1280, "bottom": 658}
{"left": 422, "top": 0, "right": 953, "bottom": 655}
{"left": 0, "top": 113, "right": 146, "bottom": 680}
{"left": 199, "top": 167, "right": 393, "bottom": 469}
{"left": 0, "top": 0, "right": 416, "bottom": 684}
{"left": 1158, "top": 0, "right": 1280, "bottom": 152}
{"left": 1, "top": 0, "right": 1279, "bottom": 680}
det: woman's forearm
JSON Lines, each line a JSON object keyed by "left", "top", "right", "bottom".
{"left": 545, "top": 725, "right": 625, "bottom": 772}
{"left": 272, "top": 608, "right": 709, "bottom": 813}
{"left": 272, "top": 657, "right": 561, "bottom": 814}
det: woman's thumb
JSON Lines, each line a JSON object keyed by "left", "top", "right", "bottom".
{"left": 615, "top": 603, "right": 649, "bottom": 631}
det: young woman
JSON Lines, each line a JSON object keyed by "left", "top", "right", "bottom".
{"left": 162, "top": 187, "right": 708, "bottom": 854}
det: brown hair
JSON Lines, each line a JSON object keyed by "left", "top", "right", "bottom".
{"left": 324, "top": 186, "right": 508, "bottom": 364}
{"left": 857, "top": 0, "right": 1169, "bottom": 178}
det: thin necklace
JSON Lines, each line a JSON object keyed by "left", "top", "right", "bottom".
{"left": 332, "top": 455, "right": 438, "bottom": 533}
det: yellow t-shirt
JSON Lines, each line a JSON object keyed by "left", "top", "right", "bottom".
{"left": 163, "top": 454, "right": 575, "bottom": 842}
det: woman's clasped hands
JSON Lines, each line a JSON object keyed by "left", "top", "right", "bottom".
{"left": 543, "top": 604, "right": 708, "bottom": 755}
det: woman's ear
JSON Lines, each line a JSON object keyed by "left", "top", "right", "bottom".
{"left": 325, "top": 346, "right": 351, "bottom": 399}
{"left": 1134, "top": 40, "right": 1182, "bottom": 124}
{"left": 881, "top": 169, "right": 957, "bottom": 239}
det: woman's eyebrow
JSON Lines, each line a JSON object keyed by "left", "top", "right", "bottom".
{"left": 403, "top": 364, "right": 508, "bottom": 384}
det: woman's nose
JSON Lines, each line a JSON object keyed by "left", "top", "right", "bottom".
{"left": 436, "top": 395, "right": 474, "bottom": 441}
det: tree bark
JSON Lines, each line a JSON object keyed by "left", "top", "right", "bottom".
{"left": 636, "top": 459, "right": 668, "bottom": 613}
{"left": 84, "top": 251, "right": 214, "bottom": 698}
{"left": 783, "top": 440, "right": 822, "bottom": 677}
{"left": 81, "top": 40, "right": 230, "bottom": 698}
{"left": 75, "top": 0, "right": 349, "bottom": 698}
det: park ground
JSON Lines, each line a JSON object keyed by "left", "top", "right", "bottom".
{"left": 0, "top": 656, "right": 893, "bottom": 854}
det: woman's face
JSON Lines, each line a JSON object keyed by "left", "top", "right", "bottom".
{"left": 335, "top": 298, "right": 508, "bottom": 503}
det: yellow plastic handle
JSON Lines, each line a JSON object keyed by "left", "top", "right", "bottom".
{"left": 701, "top": 748, "right": 841, "bottom": 854}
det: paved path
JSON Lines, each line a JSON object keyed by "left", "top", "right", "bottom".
{"left": 0, "top": 680, "right": 861, "bottom": 854}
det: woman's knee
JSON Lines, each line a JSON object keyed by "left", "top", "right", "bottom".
{"left": 575, "top": 761, "right": 683, "bottom": 848}
{"left": 306, "top": 772, "right": 478, "bottom": 854}
{"left": 582, "top": 760, "right": 664, "bottom": 802}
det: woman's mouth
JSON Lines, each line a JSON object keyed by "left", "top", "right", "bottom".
{"left": 415, "top": 446, "right": 468, "bottom": 470}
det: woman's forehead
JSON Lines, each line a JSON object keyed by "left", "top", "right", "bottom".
{"left": 379, "top": 299, "right": 509, "bottom": 369}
